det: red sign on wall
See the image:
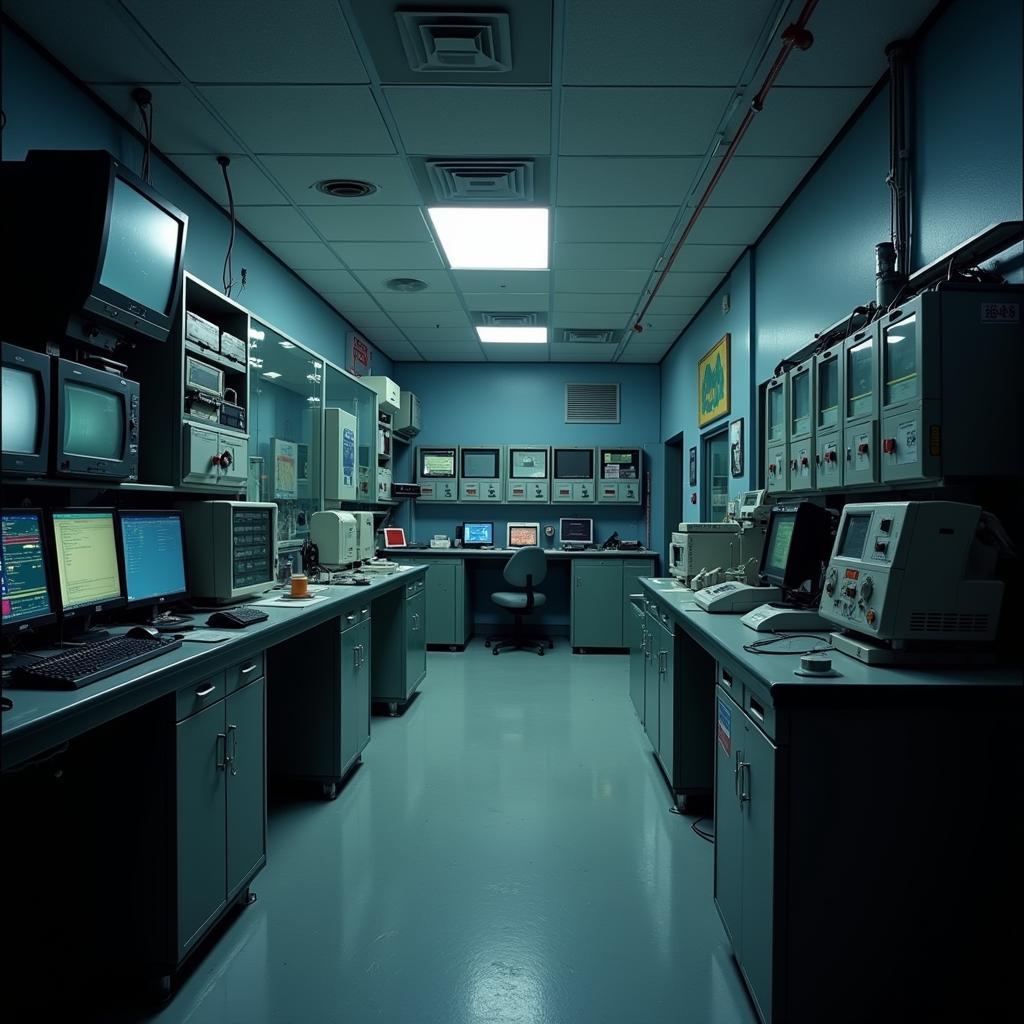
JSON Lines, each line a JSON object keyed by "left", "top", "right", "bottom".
{"left": 351, "top": 333, "right": 370, "bottom": 376}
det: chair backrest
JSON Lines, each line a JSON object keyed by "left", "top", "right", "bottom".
{"left": 503, "top": 546, "right": 547, "bottom": 588}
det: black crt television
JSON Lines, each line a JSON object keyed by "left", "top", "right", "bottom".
{"left": 1, "top": 343, "right": 51, "bottom": 477}
{"left": 758, "top": 501, "right": 837, "bottom": 598}
{"left": 1, "top": 509, "right": 57, "bottom": 635}
{"left": 54, "top": 358, "right": 140, "bottom": 481}
{"left": 3, "top": 150, "right": 188, "bottom": 350}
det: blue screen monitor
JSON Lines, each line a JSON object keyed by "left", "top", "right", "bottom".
{"left": 2, "top": 509, "right": 57, "bottom": 633}
{"left": 462, "top": 522, "right": 494, "bottom": 547}
{"left": 117, "top": 510, "right": 188, "bottom": 609}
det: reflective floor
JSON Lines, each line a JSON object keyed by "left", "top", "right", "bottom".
{"left": 143, "top": 641, "right": 758, "bottom": 1024}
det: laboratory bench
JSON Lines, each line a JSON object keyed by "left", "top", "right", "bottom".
{"left": 1, "top": 566, "right": 427, "bottom": 997}
{"left": 635, "top": 576, "right": 1022, "bottom": 1024}
{"left": 391, "top": 547, "right": 657, "bottom": 651}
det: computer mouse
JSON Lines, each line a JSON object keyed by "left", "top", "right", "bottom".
{"left": 126, "top": 624, "right": 161, "bottom": 639}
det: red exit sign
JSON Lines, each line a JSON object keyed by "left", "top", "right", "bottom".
{"left": 351, "top": 334, "right": 370, "bottom": 375}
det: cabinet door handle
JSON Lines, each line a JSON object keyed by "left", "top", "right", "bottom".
{"left": 346, "top": 613, "right": 356, "bottom": 624}
{"left": 361, "top": 608, "right": 369, "bottom": 616}
{"left": 733, "top": 749, "right": 742, "bottom": 800}
{"left": 738, "top": 760, "right": 751, "bottom": 803}
{"left": 240, "top": 662, "right": 257, "bottom": 675}
{"left": 227, "top": 724, "right": 238, "bottom": 776}
{"left": 195, "top": 683, "right": 216, "bottom": 698}
{"left": 216, "top": 732, "right": 228, "bottom": 771}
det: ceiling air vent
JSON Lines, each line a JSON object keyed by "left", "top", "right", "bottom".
{"left": 562, "top": 329, "right": 615, "bottom": 345}
{"left": 426, "top": 160, "right": 534, "bottom": 203}
{"left": 565, "top": 383, "right": 620, "bottom": 424}
{"left": 386, "top": 277, "right": 428, "bottom": 292}
{"left": 395, "top": 10, "right": 512, "bottom": 72}
{"left": 479, "top": 312, "right": 542, "bottom": 327}
{"left": 314, "top": 179, "right": 377, "bottom": 198}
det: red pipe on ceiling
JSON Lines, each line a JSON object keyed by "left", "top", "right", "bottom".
{"left": 631, "top": 0, "right": 820, "bottom": 333}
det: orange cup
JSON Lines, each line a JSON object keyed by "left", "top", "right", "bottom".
{"left": 290, "top": 573, "right": 308, "bottom": 598}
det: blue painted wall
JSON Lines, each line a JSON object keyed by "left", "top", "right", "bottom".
{"left": 0, "top": 27, "right": 393, "bottom": 378}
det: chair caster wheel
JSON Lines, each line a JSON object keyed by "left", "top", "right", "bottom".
{"left": 538, "top": 649, "right": 544, "bottom": 656}
{"left": 492, "top": 648, "right": 499, "bottom": 656}
{"left": 484, "top": 640, "right": 491, "bottom": 647}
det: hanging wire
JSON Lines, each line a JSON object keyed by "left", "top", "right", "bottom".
{"left": 131, "top": 88, "right": 154, "bottom": 184}
{"left": 217, "top": 155, "right": 237, "bottom": 296}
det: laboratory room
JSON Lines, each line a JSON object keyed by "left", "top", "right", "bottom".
{"left": 0, "top": 1, "right": 1021, "bottom": 1022}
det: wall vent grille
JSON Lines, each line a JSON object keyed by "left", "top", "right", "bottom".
{"left": 908, "top": 611, "right": 990, "bottom": 634}
{"left": 395, "top": 11, "right": 512, "bottom": 73}
{"left": 565, "top": 383, "right": 620, "bottom": 424}
{"left": 562, "top": 329, "right": 615, "bottom": 345}
{"left": 426, "top": 160, "right": 534, "bottom": 202}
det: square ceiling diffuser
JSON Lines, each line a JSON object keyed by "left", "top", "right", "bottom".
{"left": 395, "top": 11, "right": 512, "bottom": 72}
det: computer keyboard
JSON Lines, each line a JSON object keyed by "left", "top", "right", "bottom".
{"left": 13, "top": 634, "right": 183, "bottom": 690}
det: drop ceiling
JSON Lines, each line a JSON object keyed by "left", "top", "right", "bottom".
{"left": 4, "top": 0, "right": 938, "bottom": 363}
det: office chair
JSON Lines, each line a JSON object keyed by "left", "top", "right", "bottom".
{"left": 485, "top": 546, "right": 555, "bottom": 656}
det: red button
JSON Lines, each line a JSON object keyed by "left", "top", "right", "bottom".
{"left": 883, "top": 438, "right": 896, "bottom": 454}
{"left": 858, "top": 443, "right": 869, "bottom": 454}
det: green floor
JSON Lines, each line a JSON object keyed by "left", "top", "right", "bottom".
{"left": 139, "top": 641, "right": 758, "bottom": 1024}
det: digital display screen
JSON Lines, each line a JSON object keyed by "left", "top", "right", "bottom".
{"left": 52, "top": 511, "right": 122, "bottom": 611}
{"left": 99, "top": 177, "right": 181, "bottom": 314}
{"left": 510, "top": 450, "right": 546, "bottom": 478}
{"left": 421, "top": 450, "right": 456, "bottom": 477}
{"left": 2, "top": 366, "right": 43, "bottom": 455}
{"left": 63, "top": 382, "right": 124, "bottom": 460}
{"left": 119, "top": 512, "right": 187, "bottom": 604}
{"left": 601, "top": 450, "right": 638, "bottom": 479}
{"left": 508, "top": 525, "right": 539, "bottom": 547}
{"left": 554, "top": 449, "right": 592, "bottom": 479}
{"left": 232, "top": 507, "right": 274, "bottom": 589}
{"left": 462, "top": 522, "right": 493, "bottom": 546}
{"left": 186, "top": 358, "right": 223, "bottom": 396}
{"left": 559, "top": 518, "right": 593, "bottom": 544}
{"left": 462, "top": 450, "right": 498, "bottom": 478}
{"left": 763, "top": 512, "right": 795, "bottom": 582}
{"left": 2, "top": 511, "right": 52, "bottom": 626}
{"left": 838, "top": 513, "right": 872, "bottom": 559}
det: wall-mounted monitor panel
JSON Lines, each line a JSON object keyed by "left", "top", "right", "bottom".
{"left": 764, "top": 372, "right": 788, "bottom": 492}
{"left": 597, "top": 447, "right": 642, "bottom": 503}
{"left": 459, "top": 445, "right": 504, "bottom": 502}
{"left": 551, "top": 447, "right": 595, "bottom": 503}
{"left": 506, "top": 445, "right": 550, "bottom": 503}
{"left": 416, "top": 446, "right": 459, "bottom": 501}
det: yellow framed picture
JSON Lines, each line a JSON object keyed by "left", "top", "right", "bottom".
{"left": 698, "top": 333, "right": 730, "bottom": 428}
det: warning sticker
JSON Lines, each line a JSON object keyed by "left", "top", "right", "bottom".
{"left": 980, "top": 302, "right": 1019, "bottom": 324}
{"left": 717, "top": 698, "right": 732, "bottom": 756}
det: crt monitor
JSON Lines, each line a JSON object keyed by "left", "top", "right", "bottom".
{"left": 2, "top": 509, "right": 57, "bottom": 633}
{"left": 50, "top": 509, "right": 124, "bottom": 618}
{"left": 758, "top": 501, "right": 836, "bottom": 595}
{"left": 559, "top": 518, "right": 594, "bottom": 545}
{"left": 510, "top": 449, "right": 547, "bottom": 478}
{"left": 462, "top": 522, "right": 494, "bottom": 547}
{"left": 554, "top": 448, "right": 593, "bottom": 479}
{"left": 419, "top": 448, "right": 457, "bottom": 477}
{"left": 2, "top": 344, "right": 51, "bottom": 477}
{"left": 5, "top": 150, "right": 188, "bottom": 348}
{"left": 383, "top": 527, "right": 407, "bottom": 549}
{"left": 461, "top": 448, "right": 500, "bottom": 479}
{"left": 507, "top": 523, "right": 540, "bottom": 548}
{"left": 117, "top": 510, "right": 188, "bottom": 609}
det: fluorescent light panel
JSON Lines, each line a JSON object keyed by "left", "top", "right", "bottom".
{"left": 429, "top": 207, "right": 548, "bottom": 269}
{"left": 476, "top": 326, "right": 547, "bottom": 344}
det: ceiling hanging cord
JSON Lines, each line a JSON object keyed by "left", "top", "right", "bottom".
{"left": 131, "top": 87, "right": 154, "bottom": 184}
{"left": 217, "top": 155, "right": 237, "bottom": 297}
{"left": 632, "top": 0, "right": 819, "bottom": 333}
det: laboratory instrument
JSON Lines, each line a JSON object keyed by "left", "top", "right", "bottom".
{"left": 695, "top": 581, "right": 782, "bottom": 613}
{"left": 311, "top": 407, "right": 357, "bottom": 504}
{"left": 667, "top": 522, "right": 742, "bottom": 585}
{"left": 460, "top": 446, "right": 504, "bottom": 502}
{"left": 813, "top": 345, "right": 844, "bottom": 490}
{"left": 393, "top": 390, "right": 421, "bottom": 439}
{"left": 360, "top": 375, "right": 401, "bottom": 414}
{"left": 552, "top": 447, "right": 595, "bottom": 502}
{"left": 353, "top": 512, "right": 375, "bottom": 562}
{"left": 786, "top": 356, "right": 816, "bottom": 492}
{"left": 416, "top": 446, "right": 459, "bottom": 501}
{"left": 310, "top": 511, "right": 357, "bottom": 568}
{"left": 507, "top": 446, "right": 550, "bottom": 502}
{"left": 764, "top": 369, "right": 789, "bottom": 491}
{"left": 597, "top": 447, "right": 642, "bottom": 503}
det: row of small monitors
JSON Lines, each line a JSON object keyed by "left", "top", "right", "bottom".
{"left": 384, "top": 519, "right": 594, "bottom": 550}
{"left": 417, "top": 446, "right": 641, "bottom": 481}
{"left": 1, "top": 503, "right": 277, "bottom": 634}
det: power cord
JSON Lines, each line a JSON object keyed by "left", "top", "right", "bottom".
{"left": 217, "top": 155, "right": 237, "bottom": 296}
{"left": 691, "top": 817, "right": 714, "bottom": 843}
{"left": 743, "top": 633, "right": 834, "bottom": 656}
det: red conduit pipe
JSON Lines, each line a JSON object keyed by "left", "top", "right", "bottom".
{"left": 632, "top": 0, "right": 820, "bottom": 333}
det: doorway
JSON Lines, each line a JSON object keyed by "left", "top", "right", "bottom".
{"left": 663, "top": 433, "right": 684, "bottom": 554}
{"left": 702, "top": 428, "right": 729, "bottom": 522}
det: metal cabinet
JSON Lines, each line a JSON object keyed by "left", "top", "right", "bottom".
{"left": 406, "top": 586, "right": 426, "bottom": 688}
{"left": 571, "top": 558, "right": 656, "bottom": 651}
{"left": 643, "top": 606, "right": 661, "bottom": 752}
{"left": 628, "top": 596, "right": 646, "bottom": 721}
{"left": 371, "top": 576, "right": 427, "bottom": 713}
{"left": 340, "top": 613, "right": 371, "bottom": 782}
{"left": 714, "top": 685, "right": 776, "bottom": 1024}
{"left": 655, "top": 614, "right": 676, "bottom": 773}
{"left": 392, "top": 558, "right": 470, "bottom": 649}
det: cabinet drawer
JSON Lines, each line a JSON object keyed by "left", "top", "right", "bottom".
{"left": 341, "top": 603, "right": 371, "bottom": 631}
{"left": 405, "top": 579, "right": 424, "bottom": 598}
{"left": 744, "top": 688, "right": 776, "bottom": 740}
{"left": 176, "top": 673, "right": 226, "bottom": 721}
{"left": 717, "top": 662, "right": 744, "bottom": 705}
{"left": 226, "top": 653, "right": 264, "bottom": 694}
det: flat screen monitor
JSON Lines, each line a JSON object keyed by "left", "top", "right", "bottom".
{"left": 1, "top": 343, "right": 51, "bottom": 477}
{"left": 559, "top": 518, "right": 594, "bottom": 545}
{"left": 461, "top": 448, "right": 499, "bottom": 479}
{"left": 51, "top": 509, "right": 124, "bottom": 617}
{"left": 383, "top": 527, "right": 407, "bottom": 549}
{"left": 419, "top": 449, "right": 456, "bottom": 478}
{"left": 507, "top": 523, "right": 540, "bottom": 548}
{"left": 554, "top": 448, "right": 593, "bottom": 479}
{"left": 117, "top": 510, "right": 188, "bottom": 608}
{"left": 758, "top": 501, "right": 835, "bottom": 594}
{"left": 2, "top": 509, "right": 56, "bottom": 633}
{"left": 462, "top": 522, "right": 494, "bottom": 547}
{"left": 510, "top": 449, "right": 547, "bottom": 478}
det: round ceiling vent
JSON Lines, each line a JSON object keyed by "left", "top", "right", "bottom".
{"left": 313, "top": 178, "right": 377, "bottom": 198}
{"left": 386, "top": 277, "right": 428, "bottom": 292}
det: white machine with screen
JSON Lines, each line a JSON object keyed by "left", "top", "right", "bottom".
{"left": 821, "top": 501, "right": 1006, "bottom": 663}
{"left": 310, "top": 510, "right": 357, "bottom": 568}
{"left": 668, "top": 522, "right": 741, "bottom": 585}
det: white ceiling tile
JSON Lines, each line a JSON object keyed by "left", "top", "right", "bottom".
{"left": 483, "top": 346, "right": 550, "bottom": 362}
{"left": 353, "top": 270, "right": 455, "bottom": 294}
{"left": 551, "top": 311, "right": 631, "bottom": 329}
{"left": 554, "top": 270, "right": 651, "bottom": 293}
{"left": 463, "top": 293, "right": 551, "bottom": 312}
{"left": 258, "top": 156, "right": 421, "bottom": 205}
{"left": 91, "top": 84, "right": 236, "bottom": 154}
{"left": 452, "top": 270, "right": 551, "bottom": 292}
{"left": 564, "top": 0, "right": 777, "bottom": 86}
{"left": 235, "top": 206, "right": 319, "bottom": 242}
{"left": 737, "top": 87, "right": 870, "bottom": 156}
{"left": 345, "top": 312, "right": 399, "bottom": 329}
{"left": 123, "top": 0, "right": 368, "bottom": 83}
{"left": 354, "top": 327, "right": 407, "bottom": 343}
{"left": 659, "top": 272, "right": 725, "bottom": 296}
{"left": 300, "top": 206, "right": 431, "bottom": 242}
{"left": 615, "top": 329, "right": 679, "bottom": 348}
{"left": 371, "top": 293, "right": 460, "bottom": 312}
{"left": 384, "top": 87, "right": 551, "bottom": 155}
{"left": 295, "top": 268, "right": 360, "bottom": 292}
{"left": 670, "top": 244, "right": 746, "bottom": 273}
{"left": 423, "top": 351, "right": 488, "bottom": 362}
{"left": 199, "top": 86, "right": 394, "bottom": 154}
{"left": 389, "top": 312, "right": 472, "bottom": 330}
{"left": 636, "top": 313, "right": 694, "bottom": 332}
{"left": 561, "top": 88, "right": 732, "bottom": 155}
{"left": 617, "top": 346, "right": 666, "bottom": 363}
{"left": 706, "top": 156, "right": 816, "bottom": 206}
{"left": 554, "top": 242, "right": 665, "bottom": 271}
{"left": 549, "top": 345, "right": 620, "bottom": 361}
{"left": 404, "top": 329, "right": 480, "bottom": 344}
{"left": 377, "top": 341, "right": 423, "bottom": 361}
{"left": 554, "top": 207, "right": 678, "bottom": 244}
{"left": 685, "top": 207, "right": 777, "bottom": 245}
{"left": 552, "top": 293, "right": 636, "bottom": 313}
{"left": 646, "top": 295, "right": 706, "bottom": 317}
{"left": 264, "top": 241, "right": 342, "bottom": 270}
{"left": 557, "top": 157, "right": 704, "bottom": 205}
{"left": 171, "top": 154, "right": 287, "bottom": 204}
{"left": 320, "top": 292, "right": 385, "bottom": 313}
{"left": 331, "top": 242, "right": 444, "bottom": 270}
{"left": 5, "top": 0, "right": 180, "bottom": 83}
